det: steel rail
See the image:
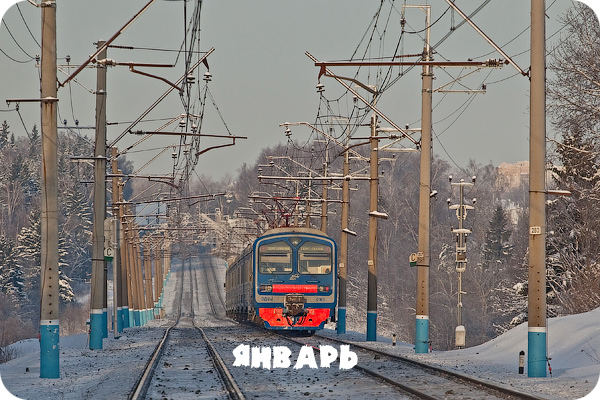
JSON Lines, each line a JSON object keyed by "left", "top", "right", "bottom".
{"left": 316, "top": 334, "right": 544, "bottom": 400}
{"left": 128, "top": 258, "right": 185, "bottom": 400}
{"left": 275, "top": 334, "right": 436, "bottom": 399}
{"left": 193, "top": 258, "right": 245, "bottom": 400}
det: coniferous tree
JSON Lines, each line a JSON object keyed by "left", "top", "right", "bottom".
{"left": 16, "top": 209, "right": 42, "bottom": 303}
{"left": 483, "top": 204, "right": 513, "bottom": 266}
{"left": 0, "top": 121, "right": 9, "bottom": 150}
{"left": 0, "top": 235, "right": 26, "bottom": 303}
{"left": 60, "top": 183, "right": 92, "bottom": 281}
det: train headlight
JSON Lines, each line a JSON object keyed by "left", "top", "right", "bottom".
{"left": 318, "top": 285, "right": 331, "bottom": 293}
{"left": 259, "top": 284, "right": 273, "bottom": 293}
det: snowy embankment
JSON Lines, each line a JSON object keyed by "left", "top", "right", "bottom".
{"left": 322, "top": 308, "right": 600, "bottom": 399}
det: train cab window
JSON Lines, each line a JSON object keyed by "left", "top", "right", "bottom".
{"left": 258, "top": 241, "right": 292, "bottom": 274}
{"left": 298, "top": 242, "right": 332, "bottom": 275}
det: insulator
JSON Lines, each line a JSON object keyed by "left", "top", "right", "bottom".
{"left": 203, "top": 71, "right": 212, "bottom": 82}
{"left": 316, "top": 83, "right": 325, "bottom": 93}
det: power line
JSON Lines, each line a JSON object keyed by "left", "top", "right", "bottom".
{"left": 2, "top": 19, "right": 36, "bottom": 59}
{"left": 16, "top": 3, "right": 40, "bottom": 48}
{"left": 0, "top": 46, "right": 34, "bottom": 63}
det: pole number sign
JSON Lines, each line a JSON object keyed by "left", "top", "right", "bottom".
{"left": 530, "top": 226, "right": 542, "bottom": 235}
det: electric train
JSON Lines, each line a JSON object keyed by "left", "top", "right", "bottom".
{"left": 225, "top": 227, "right": 337, "bottom": 332}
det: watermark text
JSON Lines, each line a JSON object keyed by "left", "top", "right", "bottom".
{"left": 232, "top": 344, "right": 357, "bottom": 370}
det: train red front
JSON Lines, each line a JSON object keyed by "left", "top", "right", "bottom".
{"left": 225, "top": 227, "right": 337, "bottom": 332}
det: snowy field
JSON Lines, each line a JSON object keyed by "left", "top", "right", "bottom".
{"left": 0, "top": 257, "right": 599, "bottom": 399}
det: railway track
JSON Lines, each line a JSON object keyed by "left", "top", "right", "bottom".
{"left": 129, "top": 257, "right": 243, "bottom": 400}
{"left": 129, "top": 256, "right": 542, "bottom": 399}
{"left": 273, "top": 333, "right": 544, "bottom": 400}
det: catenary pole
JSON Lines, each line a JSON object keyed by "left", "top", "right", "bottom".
{"left": 415, "top": 6, "right": 433, "bottom": 353}
{"left": 120, "top": 182, "right": 133, "bottom": 327}
{"left": 116, "top": 169, "right": 130, "bottom": 329}
{"left": 144, "top": 247, "right": 154, "bottom": 321}
{"left": 320, "top": 146, "right": 329, "bottom": 233}
{"left": 366, "top": 97, "right": 379, "bottom": 341}
{"left": 528, "top": 0, "right": 547, "bottom": 378}
{"left": 90, "top": 41, "right": 107, "bottom": 349}
{"left": 337, "top": 129, "right": 350, "bottom": 334}
{"left": 136, "top": 237, "right": 146, "bottom": 324}
{"left": 39, "top": 0, "right": 59, "bottom": 378}
{"left": 111, "top": 148, "right": 122, "bottom": 336}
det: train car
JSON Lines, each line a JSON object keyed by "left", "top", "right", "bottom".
{"left": 226, "top": 227, "right": 337, "bottom": 332}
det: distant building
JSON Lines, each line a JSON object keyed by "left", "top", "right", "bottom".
{"left": 497, "top": 161, "right": 529, "bottom": 188}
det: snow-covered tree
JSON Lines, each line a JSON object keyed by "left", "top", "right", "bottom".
{"left": 60, "top": 183, "right": 92, "bottom": 281}
{"left": 0, "top": 235, "right": 27, "bottom": 303}
{"left": 547, "top": 3, "right": 600, "bottom": 314}
{"left": 482, "top": 204, "right": 513, "bottom": 266}
{"left": 0, "top": 121, "right": 9, "bottom": 150}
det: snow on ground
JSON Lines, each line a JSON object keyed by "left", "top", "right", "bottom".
{"left": 1, "top": 257, "right": 599, "bottom": 399}
{"left": 321, "top": 308, "right": 600, "bottom": 400}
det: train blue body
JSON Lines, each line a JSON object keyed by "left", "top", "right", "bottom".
{"left": 225, "top": 227, "right": 337, "bottom": 331}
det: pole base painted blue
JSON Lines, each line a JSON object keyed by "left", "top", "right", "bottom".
{"left": 366, "top": 311, "right": 377, "bottom": 341}
{"left": 337, "top": 307, "right": 346, "bottom": 334}
{"left": 116, "top": 308, "right": 122, "bottom": 333}
{"left": 102, "top": 309, "right": 108, "bottom": 338}
{"left": 89, "top": 312, "right": 103, "bottom": 350}
{"left": 528, "top": 330, "right": 547, "bottom": 377}
{"left": 122, "top": 306, "right": 129, "bottom": 329}
{"left": 133, "top": 310, "right": 141, "bottom": 327}
{"left": 40, "top": 322, "right": 59, "bottom": 378}
{"left": 128, "top": 309, "right": 134, "bottom": 327}
{"left": 415, "top": 317, "right": 429, "bottom": 353}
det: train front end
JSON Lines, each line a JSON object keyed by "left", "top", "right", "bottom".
{"left": 253, "top": 228, "right": 337, "bottom": 331}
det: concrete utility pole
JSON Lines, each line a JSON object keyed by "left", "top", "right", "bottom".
{"left": 528, "top": 0, "right": 547, "bottom": 378}
{"left": 305, "top": 175, "right": 312, "bottom": 228}
{"left": 119, "top": 177, "right": 132, "bottom": 328}
{"left": 143, "top": 247, "right": 154, "bottom": 322}
{"left": 320, "top": 151, "right": 328, "bottom": 233}
{"left": 366, "top": 99, "right": 379, "bottom": 341}
{"left": 415, "top": 6, "right": 433, "bottom": 354}
{"left": 448, "top": 176, "right": 475, "bottom": 348}
{"left": 136, "top": 238, "right": 147, "bottom": 324}
{"left": 154, "top": 242, "right": 162, "bottom": 317}
{"left": 111, "top": 148, "right": 122, "bottom": 336}
{"left": 39, "top": 0, "right": 59, "bottom": 379}
{"left": 126, "top": 212, "right": 141, "bottom": 326}
{"left": 337, "top": 130, "right": 351, "bottom": 334}
{"left": 90, "top": 41, "right": 108, "bottom": 350}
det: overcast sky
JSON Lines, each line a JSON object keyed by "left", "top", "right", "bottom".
{"left": 0, "top": 0, "right": 598, "bottom": 181}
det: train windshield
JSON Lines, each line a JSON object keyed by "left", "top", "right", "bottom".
{"left": 258, "top": 241, "right": 292, "bottom": 274}
{"left": 298, "top": 241, "right": 332, "bottom": 275}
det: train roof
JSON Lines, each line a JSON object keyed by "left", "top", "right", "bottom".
{"left": 260, "top": 227, "right": 332, "bottom": 238}
{"left": 228, "top": 227, "right": 334, "bottom": 269}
